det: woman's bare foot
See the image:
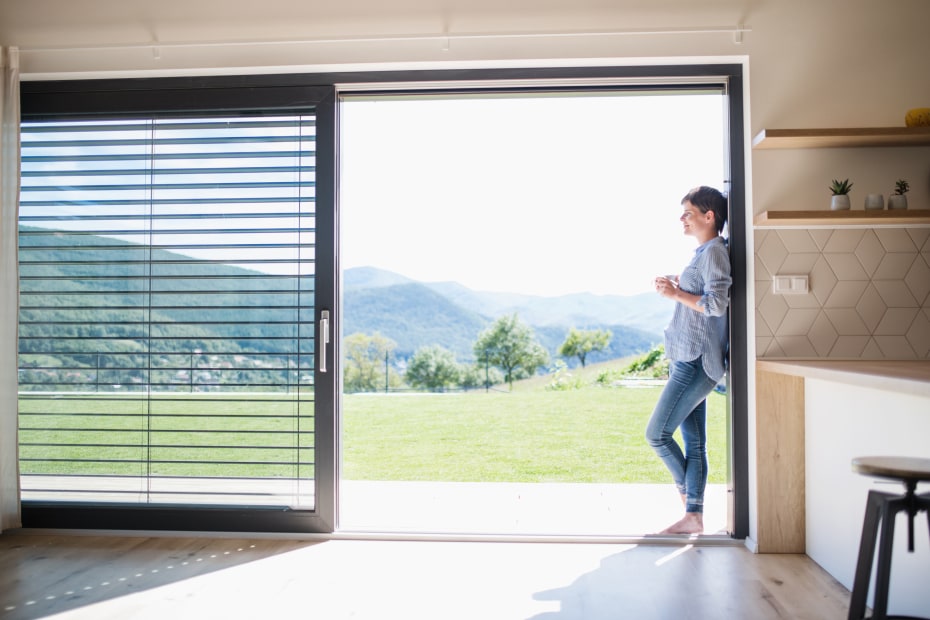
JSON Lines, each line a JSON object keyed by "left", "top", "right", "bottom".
{"left": 659, "top": 512, "right": 704, "bottom": 535}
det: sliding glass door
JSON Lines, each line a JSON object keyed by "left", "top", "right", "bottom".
{"left": 18, "top": 81, "right": 338, "bottom": 532}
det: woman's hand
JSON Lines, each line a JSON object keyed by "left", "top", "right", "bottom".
{"left": 653, "top": 275, "right": 679, "bottom": 299}
{"left": 655, "top": 275, "right": 704, "bottom": 312}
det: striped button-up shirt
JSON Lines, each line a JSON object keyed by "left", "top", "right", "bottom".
{"left": 664, "top": 235, "right": 731, "bottom": 382}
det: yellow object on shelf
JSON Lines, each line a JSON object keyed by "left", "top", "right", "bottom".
{"left": 905, "top": 108, "right": 930, "bottom": 127}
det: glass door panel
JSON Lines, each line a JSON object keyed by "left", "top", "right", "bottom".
{"left": 19, "top": 112, "right": 326, "bottom": 525}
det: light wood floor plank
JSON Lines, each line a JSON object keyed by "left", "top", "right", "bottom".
{"left": 0, "top": 532, "right": 850, "bottom": 619}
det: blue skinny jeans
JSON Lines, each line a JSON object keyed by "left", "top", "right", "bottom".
{"left": 645, "top": 357, "right": 718, "bottom": 514}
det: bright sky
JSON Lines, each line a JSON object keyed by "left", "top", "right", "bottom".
{"left": 339, "top": 91, "right": 726, "bottom": 297}
{"left": 21, "top": 93, "right": 726, "bottom": 298}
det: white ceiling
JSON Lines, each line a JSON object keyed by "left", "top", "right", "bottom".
{"left": 0, "top": 0, "right": 755, "bottom": 50}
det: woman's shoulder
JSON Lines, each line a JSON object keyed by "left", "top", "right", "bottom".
{"left": 696, "top": 236, "right": 729, "bottom": 258}
{"left": 700, "top": 237, "right": 731, "bottom": 270}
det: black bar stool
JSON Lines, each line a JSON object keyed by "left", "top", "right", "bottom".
{"left": 848, "top": 456, "right": 930, "bottom": 620}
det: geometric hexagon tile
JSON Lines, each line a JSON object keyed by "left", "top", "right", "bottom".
{"left": 755, "top": 228, "right": 930, "bottom": 359}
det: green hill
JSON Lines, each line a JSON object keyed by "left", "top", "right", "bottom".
{"left": 344, "top": 270, "right": 661, "bottom": 366}
{"left": 344, "top": 282, "right": 488, "bottom": 360}
{"left": 18, "top": 229, "right": 665, "bottom": 390}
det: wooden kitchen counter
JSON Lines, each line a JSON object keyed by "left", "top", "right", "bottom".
{"left": 756, "top": 360, "right": 930, "bottom": 398}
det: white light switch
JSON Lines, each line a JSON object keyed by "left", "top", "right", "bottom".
{"left": 773, "top": 274, "right": 809, "bottom": 295}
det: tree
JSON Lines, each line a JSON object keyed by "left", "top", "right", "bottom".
{"left": 558, "top": 327, "right": 612, "bottom": 368}
{"left": 624, "top": 344, "right": 668, "bottom": 378}
{"left": 406, "top": 345, "right": 461, "bottom": 392}
{"left": 473, "top": 313, "right": 549, "bottom": 390}
{"left": 343, "top": 332, "right": 397, "bottom": 393}
{"left": 459, "top": 363, "right": 504, "bottom": 391}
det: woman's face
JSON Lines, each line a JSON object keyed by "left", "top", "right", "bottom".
{"left": 679, "top": 200, "right": 716, "bottom": 242}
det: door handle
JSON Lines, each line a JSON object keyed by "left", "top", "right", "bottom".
{"left": 319, "top": 310, "right": 331, "bottom": 373}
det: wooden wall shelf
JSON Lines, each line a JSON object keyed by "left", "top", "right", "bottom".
{"left": 754, "top": 209, "right": 930, "bottom": 228}
{"left": 752, "top": 127, "right": 930, "bottom": 149}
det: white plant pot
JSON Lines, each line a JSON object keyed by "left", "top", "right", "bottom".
{"left": 888, "top": 194, "right": 908, "bottom": 210}
{"left": 864, "top": 193, "right": 884, "bottom": 210}
{"left": 831, "top": 195, "right": 851, "bottom": 210}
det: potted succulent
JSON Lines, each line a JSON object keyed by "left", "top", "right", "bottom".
{"left": 830, "top": 178, "right": 853, "bottom": 210}
{"left": 888, "top": 178, "right": 909, "bottom": 210}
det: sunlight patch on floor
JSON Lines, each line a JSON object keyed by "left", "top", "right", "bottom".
{"left": 339, "top": 481, "right": 728, "bottom": 536}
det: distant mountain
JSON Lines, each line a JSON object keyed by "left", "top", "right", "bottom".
{"left": 344, "top": 266, "right": 415, "bottom": 290}
{"left": 20, "top": 223, "right": 668, "bottom": 371}
{"left": 345, "top": 266, "right": 672, "bottom": 332}
{"left": 343, "top": 266, "right": 668, "bottom": 365}
{"left": 425, "top": 281, "right": 671, "bottom": 334}
{"left": 343, "top": 282, "right": 489, "bottom": 360}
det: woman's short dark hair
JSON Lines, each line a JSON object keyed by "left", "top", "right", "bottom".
{"left": 682, "top": 186, "right": 728, "bottom": 234}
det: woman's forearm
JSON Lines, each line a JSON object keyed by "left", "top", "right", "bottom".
{"left": 671, "top": 288, "right": 704, "bottom": 313}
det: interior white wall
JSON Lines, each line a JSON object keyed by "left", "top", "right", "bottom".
{"left": 806, "top": 379, "right": 930, "bottom": 617}
{"left": 2, "top": 0, "right": 929, "bottom": 548}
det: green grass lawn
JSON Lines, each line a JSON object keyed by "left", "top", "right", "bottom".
{"left": 343, "top": 384, "right": 727, "bottom": 484}
{"left": 20, "top": 360, "right": 729, "bottom": 485}
{"left": 18, "top": 392, "right": 314, "bottom": 478}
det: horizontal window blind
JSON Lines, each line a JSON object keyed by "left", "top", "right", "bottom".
{"left": 18, "top": 114, "right": 317, "bottom": 508}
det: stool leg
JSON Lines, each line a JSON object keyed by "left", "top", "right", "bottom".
{"left": 871, "top": 496, "right": 907, "bottom": 620}
{"left": 849, "top": 490, "right": 890, "bottom": 620}
{"left": 923, "top": 494, "right": 930, "bottom": 542}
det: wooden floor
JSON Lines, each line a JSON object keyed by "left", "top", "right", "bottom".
{"left": 0, "top": 532, "right": 851, "bottom": 619}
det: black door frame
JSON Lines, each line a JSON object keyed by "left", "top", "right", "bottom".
{"left": 20, "top": 63, "right": 748, "bottom": 538}
{"left": 328, "top": 64, "right": 747, "bottom": 538}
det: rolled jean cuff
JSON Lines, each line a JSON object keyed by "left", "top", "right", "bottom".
{"left": 686, "top": 499, "right": 704, "bottom": 514}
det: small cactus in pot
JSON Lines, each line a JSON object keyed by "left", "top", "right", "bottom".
{"left": 889, "top": 178, "right": 908, "bottom": 210}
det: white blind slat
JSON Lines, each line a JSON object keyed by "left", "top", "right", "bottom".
{"left": 18, "top": 114, "right": 317, "bottom": 508}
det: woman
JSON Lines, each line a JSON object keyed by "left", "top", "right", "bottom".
{"left": 646, "top": 186, "right": 731, "bottom": 535}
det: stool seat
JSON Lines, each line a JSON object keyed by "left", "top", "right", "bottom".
{"left": 848, "top": 456, "right": 930, "bottom": 620}
{"left": 852, "top": 456, "right": 930, "bottom": 483}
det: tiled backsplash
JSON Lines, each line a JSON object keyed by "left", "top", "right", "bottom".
{"left": 755, "top": 227, "right": 930, "bottom": 359}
